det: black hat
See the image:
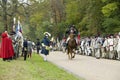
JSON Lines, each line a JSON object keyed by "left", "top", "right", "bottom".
{"left": 10, "top": 31, "right": 16, "bottom": 35}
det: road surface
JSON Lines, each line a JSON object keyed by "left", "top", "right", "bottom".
{"left": 40, "top": 51, "right": 120, "bottom": 80}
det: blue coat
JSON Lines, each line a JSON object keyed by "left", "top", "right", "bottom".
{"left": 41, "top": 36, "right": 50, "bottom": 55}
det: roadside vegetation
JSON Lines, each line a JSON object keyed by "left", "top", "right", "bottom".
{"left": 0, "top": 53, "right": 84, "bottom": 80}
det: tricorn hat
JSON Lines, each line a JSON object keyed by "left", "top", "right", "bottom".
{"left": 44, "top": 32, "right": 51, "bottom": 37}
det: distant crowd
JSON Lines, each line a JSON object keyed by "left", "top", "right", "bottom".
{"left": 60, "top": 32, "right": 120, "bottom": 60}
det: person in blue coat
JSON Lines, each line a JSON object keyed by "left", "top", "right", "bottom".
{"left": 41, "top": 33, "right": 51, "bottom": 61}
{"left": 23, "top": 38, "right": 28, "bottom": 61}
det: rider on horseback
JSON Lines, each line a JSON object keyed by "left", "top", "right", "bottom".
{"left": 66, "top": 25, "right": 78, "bottom": 35}
{"left": 65, "top": 24, "right": 78, "bottom": 49}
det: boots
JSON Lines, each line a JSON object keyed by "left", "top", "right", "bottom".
{"left": 44, "top": 55, "right": 47, "bottom": 61}
{"left": 65, "top": 43, "right": 68, "bottom": 50}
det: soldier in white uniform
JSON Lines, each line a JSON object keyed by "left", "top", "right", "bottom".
{"left": 113, "top": 35, "right": 119, "bottom": 59}
{"left": 102, "top": 37, "right": 109, "bottom": 58}
{"left": 90, "top": 36, "right": 96, "bottom": 57}
{"left": 107, "top": 35, "right": 114, "bottom": 59}
{"left": 117, "top": 35, "right": 120, "bottom": 60}
{"left": 80, "top": 38, "right": 86, "bottom": 55}
{"left": 95, "top": 36, "right": 103, "bottom": 59}
{"left": 84, "top": 37, "right": 92, "bottom": 56}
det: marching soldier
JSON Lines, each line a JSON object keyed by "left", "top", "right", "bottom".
{"left": 41, "top": 32, "right": 51, "bottom": 61}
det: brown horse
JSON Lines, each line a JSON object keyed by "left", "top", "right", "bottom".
{"left": 67, "top": 33, "right": 77, "bottom": 59}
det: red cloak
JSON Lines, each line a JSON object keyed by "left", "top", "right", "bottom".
{"left": 0, "top": 32, "right": 14, "bottom": 58}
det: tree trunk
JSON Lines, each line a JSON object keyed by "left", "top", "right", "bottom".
{"left": 2, "top": 0, "right": 8, "bottom": 31}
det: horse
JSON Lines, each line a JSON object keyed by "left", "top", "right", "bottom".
{"left": 67, "top": 33, "right": 77, "bottom": 59}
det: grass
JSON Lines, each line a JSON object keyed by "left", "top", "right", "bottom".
{"left": 0, "top": 53, "right": 84, "bottom": 80}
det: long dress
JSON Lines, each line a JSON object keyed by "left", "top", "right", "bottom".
{"left": 0, "top": 32, "right": 14, "bottom": 58}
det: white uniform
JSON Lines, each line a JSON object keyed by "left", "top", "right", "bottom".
{"left": 95, "top": 37, "right": 102, "bottom": 59}
{"left": 80, "top": 39, "right": 85, "bottom": 54}
{"left": 117, "top": 36, "right": 120, "bottom": 60}
{"left": 102, "top": 38, "right": 109, "bottom": 58}
{"left": 107, "top": 37, "right": 114, "bottom": 59}
{"left": 90, "top": 38, "right": 96, "bottom": 56}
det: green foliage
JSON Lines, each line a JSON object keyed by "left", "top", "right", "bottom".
{"left": 29, "top": 0, "right": 119, "bottom": 37}
{"left": 101, "top": 0, "right": 108, "bottom": 2}
{"left": 0, "top": 0, "right": 120, "bottom": 39}
{"left": 102, "top": 18, "right": 120, "bottom": 33}
{"left": 30, "top": 13, "right": 43, "bottom": 25}
{"left": 0, "top": 22, "right": 4, "bottom": 33}
{"left": 101, "top": 0, "right": 120, "bottom": 34}
{"left": 27, "top": 0, "right": 51, "bottom": 40}
{"left": 65, "top": 0, "right": 80, "bottom": 24}
{"left": 102, "top": 2, "right": 118, "bottom": 17}
{"left": 56, "top": 22, "right": 67, "bottom": 39}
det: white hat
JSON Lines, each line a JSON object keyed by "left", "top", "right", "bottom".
{"left": 44, "top": 32, "right": 51, "bottom": 37}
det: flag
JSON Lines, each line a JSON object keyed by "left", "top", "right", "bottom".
{"left": 16, "top": 20, "right": 22, "bottom": 33}
{"left": 13, "top": 17, "right": 16, "bottom": 32}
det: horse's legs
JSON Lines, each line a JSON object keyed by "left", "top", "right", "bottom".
{"left": 69, "top": 49, "right": 73, "bottom": 60}
{"left": 67, "top": 49, "right": 71, "bottom": 59}
{"left": 68, "top": 52, "right": 70, "bottom": 60}
{"left": 72, "top": 50, "right": 76, "bottom": 58}
{"left": 68, "top": 48, "right": 76, "bottom": 59}
{"left": 70, "top": 52, "right": 73, "bottom": 59}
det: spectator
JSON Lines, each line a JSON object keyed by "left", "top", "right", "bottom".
{"left": 27, "top": 39, "right": 33, "bottom": 58}
{"left": 0, "top": 31, "right": 14, "bottom": 61}
{"left": 36, "top": 38, "right": 41, "bottom": 54}
{"left": 23, "top": 38, "right": 28, "bottom": 61}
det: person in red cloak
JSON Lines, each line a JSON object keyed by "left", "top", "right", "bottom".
{"left": 0, "top": 31, "right": 14, "bottom": 61}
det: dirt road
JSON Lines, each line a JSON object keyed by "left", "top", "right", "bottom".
{"left": 42, "top": 51, "right": 120, "bottom": 80}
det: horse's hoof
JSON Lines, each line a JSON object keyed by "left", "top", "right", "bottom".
{"left": 72, "top": 56, "right": 75, "bottom": 58}
{"left": 96, "top": 57, "right": 100, "bottom": 59}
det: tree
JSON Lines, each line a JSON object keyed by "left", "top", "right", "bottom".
{"left": 0, "top": 0, "right": 31, "bottom": 32}
{"left": 101, "top": 0, "right": 120, "bottom": 33}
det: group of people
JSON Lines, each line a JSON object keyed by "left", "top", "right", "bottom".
{"left": 61, "top": 29, "right": 120, "bottom": 60}
{"left": 22, "top": 38, "right": 33, "bottom": 60}
{"left": 78, "top": 33, "right": 120, "bottom": 60}
{"left": 0, "top": 24, "right": 78, "bottom": 62}
{"left": 0, "top": 29, "right": 52, "bottom": 62}
{"left": 0, "top": 24, "right": 77, "bottom": 62}
{"left": 1, "top": 24, "right": 119, "bottom": 62}
{"left": 0, "top": 31, "right": 33, "bottom": 61}
{"left": 60, "top": 25, "right": 120, "bottom": 60}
